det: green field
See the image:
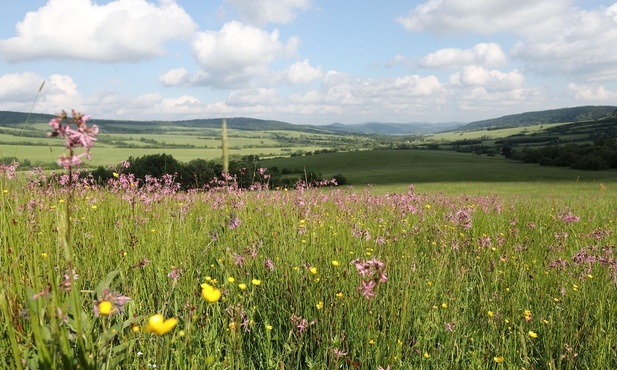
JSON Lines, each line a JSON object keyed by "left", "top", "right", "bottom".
{"left": 260, "top": 150, "right": 617, "bottom": 193}
{"left": 1, "top": 165, "right": 616, "bottom": 369}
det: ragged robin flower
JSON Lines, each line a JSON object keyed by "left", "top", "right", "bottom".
{"left": 143, "top": 314, "right": 177, "bottom": 335}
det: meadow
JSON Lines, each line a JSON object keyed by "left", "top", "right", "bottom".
{"left": 1, "top": 160, "right": 616, "bottom": 369}
{"left": 1, "top": 111, "right": 617, "bottom": 369}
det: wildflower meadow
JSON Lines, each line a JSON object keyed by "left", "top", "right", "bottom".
{"left": 0, "top": 111, "right": 616, "bottom": 369}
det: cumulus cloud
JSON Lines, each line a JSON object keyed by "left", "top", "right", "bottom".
{"left": 0, "top": 0, "right": 197, "bottom": 62}
{"left": 398, "top": 1, "right": 617, "bottom": 82}
{"left": 279, "top": 59, "right": 323, "bottom": 84}
{"left": 162, "top": 21, "right": 299, "bottom": 88}
{"left": 511, "top": 4, "right": 617, "bottom": 81}
{"left": 420, "top": 43, "right": 507, "bottom": 69}
{"left": 449, "top": 66, "right": 524, "bottom": 91}
{"left": 225, "top": 0, "right": 311, "bottom": 26}
{"left": 227, "top": 88, "right": 279, "bottom": 106}
{"left": 396, "top": 0, "right": 570, "bottom": 35}
{"left": 567, "top": 83, "right": 617, "bottom": 101}
{"left": 0, "top": 72, "right": 82, "bottom": 112}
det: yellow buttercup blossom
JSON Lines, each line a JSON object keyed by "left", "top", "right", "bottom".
{"left": 143, "top": 314, "right": 177, "bottom": 335}
{"left": 251, "top": 279, "right": 261, "bottom": 286}
{"left": 201, "top": 283, "right": 222, "bottom": 303}
{"left": 494, "top": 356, "right": 504, "bottom": 363}
{"left": 98, "top": 301, "right": 115, "bottom": 316}
{"left": 238, "top": 283, "right": 247, "bottom": 290}
{"left": 487, "top": 310, "right": 494, "bottom": 317}
{"left": 228, "top": 277, "right": 235, "bottom": 283}
{"left": 528, "top": 330, "right": 538, "bottom": 339}
{"left": 316, "top": 301, "right": 324, "bottom": 310}
{"left": 310, "top": 267, "right": 318, "bottom": 274}
{"left": 331, "top": 260, "right": 340, "bottom": 266}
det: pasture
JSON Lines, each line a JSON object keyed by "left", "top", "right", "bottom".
{"left": 1, "top": 160, "right": 616, "bottom": 369}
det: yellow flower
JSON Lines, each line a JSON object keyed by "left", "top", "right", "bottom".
{"left": 528, "top": 330, "right": 538, "bottom": 339}
{"left": 316, "top": 301, "right": 324, "bottom": 310}
{"left": 201, "top": 283, "right": 222, "bottom": 303}
{"left": 331, "top": 260, "right": 340, "bottom": 266}
{"left": 335, "top": 292, "right": 343, "bottom": 298}
{"left": 423, "top": 352, "right": 430, "bottom": 358}
{"left": 310, "top": 267, "right": 318, "bottom": 274}
{"left": 487, "top": 310, "right": 494, "bottom": 317}
{"left": 98, "top": 301, "right": 115, "bottom": 316}
{"left": 251, "top": 279, "right": 261, "bottom": 286}
{"left": 265, "top": 324, "right": 273, "bottom": 331}
{"left": 238, "top": 283, "right": 247, "bottom": 290}
{"left": 227, "top": 277, "right": 235, "bottom": 283}
{"left": 143, "top": 314, "right": 177, "bottom": 335}
{"left": 494, "top": 356, "right": 504, "bottom": 363}
{"left": 113, "top": 172, "right": 119, "bottom": 178}
{"left": 441, "top": 303, "right": 448, "bottom": 308}
{"left": 131, "top": 324, "right": 140, "bottom": 333}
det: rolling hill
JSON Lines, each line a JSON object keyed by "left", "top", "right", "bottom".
{"left": 460, "top": 105, "right": 617, "bottom": 131}
{"left": 1, "top": 105, "right": 616, "bottom": 135}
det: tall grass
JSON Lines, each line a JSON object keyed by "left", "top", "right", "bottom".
{"left": 1, "top": 166, "right": 615, "bottom": 369}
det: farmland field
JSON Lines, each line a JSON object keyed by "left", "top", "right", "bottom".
{"left": 1, "top": 157, "right": 617, "bottom": 369}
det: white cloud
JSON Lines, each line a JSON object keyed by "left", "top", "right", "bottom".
{"left": 567, "top": 83, "right": 617, "bottom": 101}
{"left": 396, "top": 0, "right": 570, "bottom": 35}
{"left": 420, "top": 43, "right": 507, "bottom": 69}
{"left": 449, "top": 66, "right": 524, "bottom": 91}
{"left": 159, "top": 68, "right": 190, "bottom": 86}
{"left": 511, "top": 4, "right": 617, "bottom": 81}
{"left": 225, "top": 0, "right": 311, "bottom": 26}
{"left": 398, "top": 1, "right": 617, "bottom": 82}
{"left": 163, "top": 21, "right": 299, "bottom": 88}
{"left": 0, "top": 0, "right": 196, "bottom": 62}
{"left": 227, "top": 88, "right": 278, "bottom": 106}
{"left": 0, "top": 72, "right": 44, "bottom": 101}
{"left": 279, "top": 59, "right": 323, "bottom": 84}
{"left": 0, "top": 72, "right": 83, "bottom": 113}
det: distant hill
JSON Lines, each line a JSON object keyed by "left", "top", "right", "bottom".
{"left": 0, "top": 111, "right": 323, "bottom": 134}
{"left": 2, "top": 105, "right": 615, "bottom": 135}
{"left": 0, "top": 110, "right": 462, "bottom": 135}
{"left": 320, "top": 121, "right": 463, "bottom": 135}
{"left": 461, "top": 106, "right": 617, "bottom": 131}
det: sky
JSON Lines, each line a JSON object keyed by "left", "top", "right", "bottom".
{"left": 1, "top": 0, "right": 617, "bottom": 125}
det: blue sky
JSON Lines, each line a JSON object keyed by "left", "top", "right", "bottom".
{"left": 1, "top": 0, "right": 616, "bottom": 125}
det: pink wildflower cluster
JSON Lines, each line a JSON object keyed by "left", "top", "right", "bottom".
{"left": 0, "top": 161, "right": 19, "bottom": 179}
{"left": 351, "top": 258, "right": 387, "bottom": 299}
{"left": 48, "top": 110, "right": 99, "bottom": 169}
{"left": 93, "top": 288, "right": 130, "bottom": 317}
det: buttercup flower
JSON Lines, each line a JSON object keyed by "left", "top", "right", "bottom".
{"left": 201, "top": 283, "right": 222, "bottom": 303}
{"left": 494, "top": 356, "right": 504, "bottom": 363}
{"left": 528, "top": 330, "right": 538, "bottom": 339}
{"left": 93, "top": 288, "right": 130, "bottom": 317}
{"left": 143, "top": 314, "right": 177, "bottom": 335}
{"left": 251, "top": 279, "right": 261, "bottom": 286}
{"left": 97, "top": 301, "right": 115, "bottom": 316}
